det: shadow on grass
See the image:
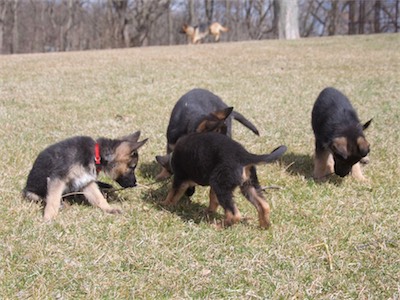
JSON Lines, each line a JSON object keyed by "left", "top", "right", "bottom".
{"left": 139, "top": 160, "right": 161, "bottom": 180}
{"left": 138, "top": 161, "right": 224, "bottom": 225}
{"left": 61, "top": 180, "right": 130, "bottom": 206}
{"left": 281, "top": 152, "right": 314, "bottom": 179}
{"left": 281, "top": 151, "right": 343, "bottom": 185}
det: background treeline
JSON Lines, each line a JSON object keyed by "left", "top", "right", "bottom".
{"left": 0, "top": 0, "right": 399, "bottom": 54}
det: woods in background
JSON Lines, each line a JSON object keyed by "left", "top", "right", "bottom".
{"left": 0, "top": 0, "right": 399, "bottom": 54}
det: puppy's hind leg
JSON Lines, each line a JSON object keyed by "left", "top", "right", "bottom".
{"left": 161, "top": 181, "right": 191, "bottom": 206}
{"left": 43, "top": 178, "right": 66, "bottom": 221}
{"left": 212, "top": 189, "right": 241, "bottom": 227}
{"left": 83, "top": 181, "right": 121, "bottom": 214}
{"left": 240, "top": 167, "right": 271, "bottom": 229}
{"left": 206, "top": 188, "right": 219, "bottom": 214}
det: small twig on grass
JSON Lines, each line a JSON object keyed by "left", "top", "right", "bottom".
{"left": 261, "top": 185, "right": 284, "bottom": 191}
{"left": 62, "top": 191, "right": 85, "bottom": 198}
{"left": 61, "top": 179, "right": 169, "bottom": 198}
{"left": 311, "top": 242, "right": 334, "bottom": 271}
{"left": 283, "top": 161, "right": 295, "bottom": 172}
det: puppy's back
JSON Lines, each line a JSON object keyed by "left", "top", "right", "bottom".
{"left": 312, "top": 87, "right": 360, "bottom": 133}
{"left": 24, "top": 136, "right": 95, "bottom": 198}
{"left": 173, "top": 132, "right": 285, "bottom": 170}
{"left": 167, "top": 89, "right": 229, "bottom": 143}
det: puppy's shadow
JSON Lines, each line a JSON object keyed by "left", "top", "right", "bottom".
{"left": 281, "top": 152, "right": 314, "bottom": 179}
{"left": 139, "top": 160, "right": 161, "bottom": 180}
{"left": 139, "top": 161, "right": 223, "bottom": 224}
{"left": 281, "top": 152, "right": 343, "bottom": 185}
{"left": 61, "top": 181, "right": 125, "bottom": 206}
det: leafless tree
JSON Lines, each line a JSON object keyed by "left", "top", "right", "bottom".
{"left": 348, "top": 0, "right": 357, "bottom": 34}
{"left": 0, "top": 0, "right": 398, "bottom": 54}
{"left": 0, "top": 1, "right": 8, "bottom": 53}
{"left": 274, "top": 0, "right": 300, "bottom": 39}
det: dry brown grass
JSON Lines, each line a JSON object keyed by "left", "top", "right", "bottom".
{"left": 0, "top": 33, "right": 399, "bottom": 299}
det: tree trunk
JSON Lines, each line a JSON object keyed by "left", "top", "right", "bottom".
{"left": 12, "top": 0, "right": 19, "bottom": 53}
{"left": 348, "top": 0, "right": 356, "bottom": 34}
{"left": 205, "top": 0, "right": 214, "bottom": 23}
{"left": 274, "top": 0, "right": 300, "bottom": 40}
{"left": 328, "top": 0, "right": 338, "bottom": 36}
{"left": 167, "top": 0, "right": 172, "bottom": 45}
{"left": 64, "top": 0, "right": 76, "bottom": 51}
{"left": 358, "top": 0, "right": 366, "bottom": 34}
{"left": 0, "top": 1, "right": 7, "bottom": 54}
{"left": 395, "top": 0, "right": 399, "bottom": 32}
{"left": 112, "top": 0, "right": 129, "bottom": 48}
{"left": 225, "top": 0, "right": 230, "bottom": 41}
{"left": 188, "top": 0, "right": 194, "bottom": 24}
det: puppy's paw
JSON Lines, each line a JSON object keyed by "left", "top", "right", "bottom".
{"left": 360, "top": 156, "right": 370, "bottom": 165}
{"left": 160, "top": 199, "right": 172, "bottom": 206}
{"left": 106, "top": 207, "right": 122, "bottom": 214}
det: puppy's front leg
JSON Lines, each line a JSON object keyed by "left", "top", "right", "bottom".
{"left": 43, "top": 178, "right": 66, "bottom": 221}
{"left": 206, "top": 188, "right": 219, "bottom": 214}
{"left": 351, "top": 162, "right": 366, "bottom": 181}
{"left": 83, "top": 182, "right": 121, "bottom": 214}
{"left": 314, "top": 150, "right": 334, "bottom": 181}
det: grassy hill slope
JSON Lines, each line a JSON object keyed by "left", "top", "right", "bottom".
{"left": 0, "top": 34, "right": 399, "bottom": 298}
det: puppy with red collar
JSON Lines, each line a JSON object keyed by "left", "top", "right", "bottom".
{"left": 23, "top": 131, "right": 147, "bottom": 221}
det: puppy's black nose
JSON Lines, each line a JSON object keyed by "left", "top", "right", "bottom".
{"left": 116, "top": 175, "right": 137, "bottom": 188}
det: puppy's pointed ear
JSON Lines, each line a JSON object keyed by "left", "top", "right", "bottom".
{"left": 212, "top": 107, "right": 233, "bottom": 121}
{"left": 130, "top": 138, "right": 148, "bottom": 151}
{"left": 196, "top": 107, "right": 232, "bottom": 133}
{"left": 331, "top": 137, "right": 348, "bottom": 159}
{"left": 156, "top": 154, "right": 170, "bottom": 168}
{"left": 362, "top": 119, "right": 372, "bottom": 131}
{"left": 357, "top": 137, "right": 370, "bottom": 157}
{"left": 121, "top": 131, "right": 141, "bottom": 143}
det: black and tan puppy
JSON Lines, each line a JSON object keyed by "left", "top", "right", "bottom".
{"left": 23, "top": 131, "right": 147, "bottom": 221}
{"left": 156, "top": 132, "right": 287, "bottom": 229}
{"left": 312, "top": 87, "right": 372, "bottom": 181}
{"left": 157, "top": 88, "right": 259, "bottom": 180}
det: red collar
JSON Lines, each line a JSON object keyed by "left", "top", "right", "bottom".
{"left": 95, "top": 143, "right": 101, "bottom": 173}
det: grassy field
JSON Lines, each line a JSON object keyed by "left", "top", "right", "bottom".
{"left": 1, "top": 33, "right": 399, "bottom": 299}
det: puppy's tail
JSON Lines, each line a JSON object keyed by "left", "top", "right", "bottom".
{"left": 262, "top": 145, "right": 287, "bottom": 163}
{"left": 232, "top": 111, "right": 260, "bottom": 136}
{"left": 247, "top": 145, "right": 287, "bottom": 165}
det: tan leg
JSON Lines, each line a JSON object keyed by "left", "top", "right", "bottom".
{"left": 83, "top": 182, "right": 121, "bottom": 214}
{"left": 241, "top": 184, "right": 271, "bottom": 229}
{"left": 351, "top": 162, "right": 366, "bottom": 181}
{"left": 206, "top": 188, "right": 219, "bottom": 214}
{"left": 156, "top": 167, "right": 171, "bottom": 181}
{"left": 314, "top": 150, "right": 334, "bottom": 181}
{"left": 43, "top": 178, "right": 66, "bottom": 221}
{"left": 161, "top": 182, "right": 190, "bottom": 206}
{"left": 224, "top": 208, "right": 242, "bottom": 227}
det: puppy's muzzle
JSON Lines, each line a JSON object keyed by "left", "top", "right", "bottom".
{"left": 116, "top": 173, "right": 137, "bottom": 188}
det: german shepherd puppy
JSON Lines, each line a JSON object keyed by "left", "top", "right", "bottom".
{"left": 182, "top": 22, "right": 228, "bottom": 44}
{"left": 156, "top": 88, "right": 259, "bottom": 180}
{"left": 23, "top": 131, "right": 147, "bottom": 221}
{"left": 312, "top": 87, "right": 372, "bottom": 181}
{"left": 209, "top": 22, "right": 229, "bottom": 42}
{"left": 157, "top": 132, "right": 287, "bottom": 229}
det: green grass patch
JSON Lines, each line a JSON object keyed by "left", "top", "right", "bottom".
{"left": 1, "top": 33, "right": 399, "bottom": 298}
